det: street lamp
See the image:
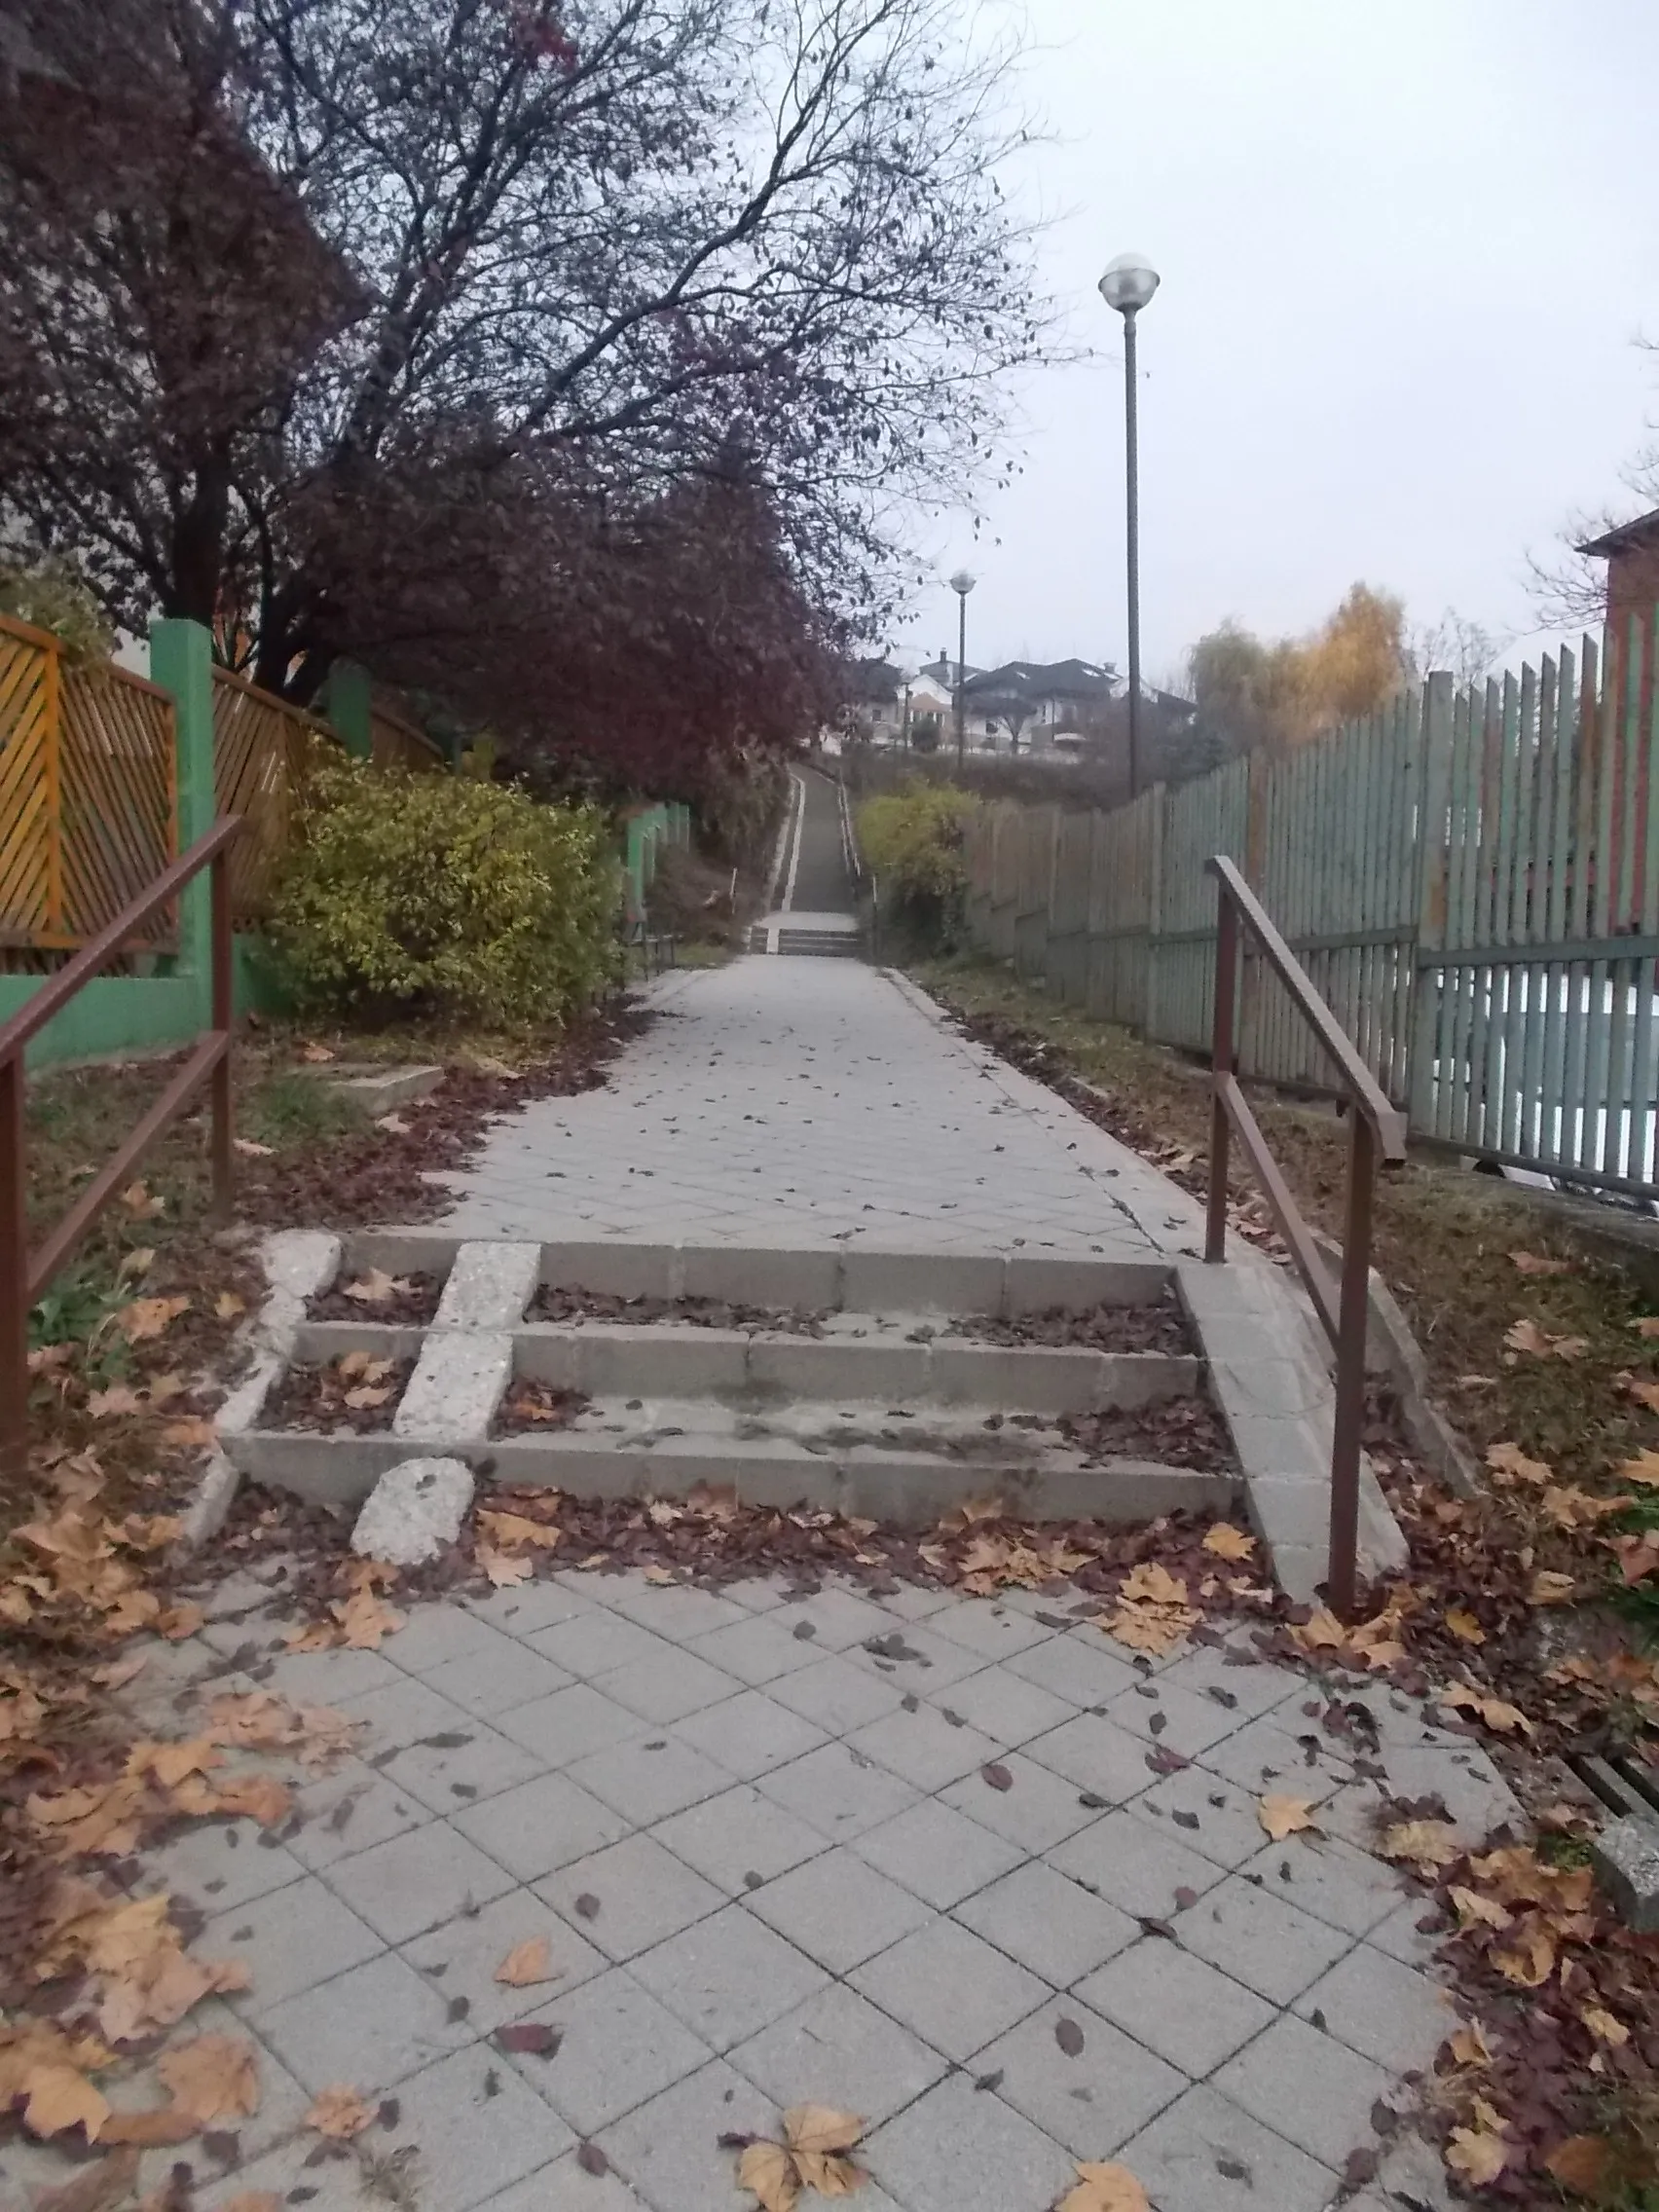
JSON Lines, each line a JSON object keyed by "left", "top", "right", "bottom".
{"left": 893, "top": 665, "right": 916, "bottom": 752}
{"left": 949, "top": 570, "right": 977, "bottom": 770}
{"left": 1097, "top": 251, "right": 1160, "bottom": 798}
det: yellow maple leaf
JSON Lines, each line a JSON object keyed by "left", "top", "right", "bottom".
{"left": 1446, "top": 2123, "right": 1509, "bottom": 2187}
{"left": 1257, "top": 1794, "right": 1317, "bottom": 1842}
{"left": 306, "top": 2084, "right": 373, "bottom": 2138}
{"left": 1444, "top": 1608, "right": 1485, "bottom": 1644}
{"left": 495, "top": 1936, "right": 556, "bottom": 1987}
{"left": 738, "top": 2138, "right": 800, "bottom": 2212}
{"left": 1201, "top": 1524, "right": 1255, "bottom": 1561}
{"left": 1060, "top": 2163, "right": 1153, "bottom": 2212}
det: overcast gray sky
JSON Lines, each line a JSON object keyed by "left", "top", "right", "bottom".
{"left": 891, "top": 0, "right": 1659, "bottom": 684}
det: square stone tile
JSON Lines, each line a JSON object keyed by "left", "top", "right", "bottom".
{"left": 1173, "top": 1869, "right": 1355, "bottom": 2004}
{"left": 850, "top": 1918, "right": 1048, "bottom": 2062}
{"left": 1246, "top": 1832, "right": 1408, "bottom": 1937}
{"left": 728, "top": 1982, "right": 946, "bottom": 2126}
{"left": 971, "top": 1992, "right": 1184, "bottom": 2157}
{"left": 775, "top": 1584, "right": 906, "bottom": 1651}
{"left": 847, "top": 1701, "right": 1001, "bottom": 1791}
{"left": 758, "top": 1742, "right": 920, "bottom": 1841}
{"left": 630, "top": 1903, "right": 828, "bottom": 2051}
{"left": 721, "top": 1571, "right": 792, "bottom": 1613}
{"left": 866, "top": 1582, "right": 960, "bottom": 1622}
{"left": 253, "top": 1949, "right": 473, "bottom": 2093}
{"left": 421, "top": 1640, "right": 573, "bottom": 1718}
{"left": 1003, "top": 1631, "right": 1140, "bottom": 1709}
{"left": 529, "top": 1612, "right": 673, "bottom": 1678}
{"left": 843, "top": 1620, "right": 989, "bottom": 1690}
{"left": 954, "top": 1861, "right": 1138, "bottom": 1986}
{"left": 767, "top": 1652, "right": 908, "bottom": 1733}
{"left": 325, "top": 1819, "right": 516, "bottom": 1942}
{"left": 569, "top": 1735, "right": 733, "bottom": 1826}
{"left": 342, "top": 1672, "right": 475, "bottom": 1751}
{"left": 925, "top": 1600, "right": 1052, "bottom": 1661}
{"left": 535, "top": 1834, "right": 724, "bottom": 1961}
{"left": 1293, "top": 1944, "right": 1455, "bottom": 2072}
{"left": 467, "top": 1579, "right": 598, "bottom": 1638}
{"left": 601, "top": 1582, "right": 747, "bottom": 1642}
{"left": 1366, "top": 1894, "right": 1447, "bottom": 1971}
{"left": 454, "top": 1770, "right": 630, "bottom": 1882}
{"left": 1124, "top": 1765, "right": 1277, "bottom": 1870}
{"left": 1106, "top": 1676, "right": 1248, "bottom": 1758}
{"left": 144, "top": 1816, "right": 307, "bottom": 1913}
{"left": 922, "top": 1663, "right": 1074, "bottom": 1751}
{"left": 685, "top": 1613, "right": 831, "bottom": 1686}
{"left": 376, "top": 2041, "right": 577, "bottom": 2209}
{"left": 501, "top": 1966, "right": 714, "bottom": 2135}
{"left": 403, "top": 1887, "right": 607, "bottom": 2033}
{"left": 1214, "top": 2011, "right": 1395, "bottom": 2168}
{"left": 1119, "top": 2083, "right": 1337, "bottom": 2212}
{"left": 745, "top": 1847, "right": 933, "bottom": 1971}
{"left": 203, "top": 1874, "right": 384, "bottom": 2010}
{"left": 1155, "top": 1641, "right": 1305, "bottom": 1722}
{"left": 597, "top": 2057, "right": 781, "bottom": 2212}
{"left": 1020, "top": 1712, "right": 1155, "bottom": 1803}
{"left": 851, "top": 1797, "right": 1024, "bottom": 1909}
{"left": 497, "top": 1683, "right": 651, "bottom": 1767}
{"left": 937, "top": 1752, "right": 1101, "bottom": 1854}
{"left": 595, "top": 1647, "right": 740, "bottom": 1724}
{"left": 654, "top": 1784, "right": 828, "bottom": 1893}
{"left": 671, "top": 1687, "right": 828, "bottom": 1779}
{"left": 287, "top": 1758, "right": 432, "bottom": 1871}
{"left": 265, "top": 1643, "right": 402, "bottom": 1703}
{"left": 1050, "top": 1807, "right": 1231, "bottom": 1919}
{"left": 1078, "top": 1936, "right": 1274, "bottom": 2075}
{"left": 1198, "top": 1712, "right": 1354, "bottom": 1800}
{"left": 380, "top": 1722, "right": 546, "bottom": 1817}
{"left": 864, "top": 2073, "right": 1075, "bottom": 2212}
{"left": 384, "top": 1604, "right": 521, "bottom": 1677}
{"left": 475, "top": 2151, "right": 647, "bottom": 2209}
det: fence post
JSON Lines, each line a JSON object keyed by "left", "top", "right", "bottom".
{"left": 1409, "top": 674, "right": 1455, "bottom": 1134}
{"left": 149, "top": 618, "right": 216, "bottom": 1015}
{"left": 323, "top": 661, "right": 374, "bottom": 760}
{"left": 1144, "top": 783, "right": 1167, "bottom": 1041}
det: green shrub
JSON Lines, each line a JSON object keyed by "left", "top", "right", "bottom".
{"left": 272, "top": 757, "right": 620, "bottom": 1027}
{"left": 858, "top": 780, "right": 978, "bottom": 940}
{"left": 0, "top": 558, "right": 114, "bottom": 665}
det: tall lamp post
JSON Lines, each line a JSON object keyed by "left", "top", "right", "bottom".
{"left": 1097, "top": 251, "right": 1160, "bottom": 798}
{"left": 949, "top": 570, "right": 976, "bottom": 770}
{"left": 895, "top": 666, "right": 916, "bottom": 752}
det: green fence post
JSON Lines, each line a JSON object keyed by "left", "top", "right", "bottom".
{"left": 149, "top": 618, "right": 216, "bottom": 1019}
{"left": 324, "top": 660, "right": 374, "bottom": 759}
{"left": 1409, "top": 674, "right": 1455, "bottom": 1134}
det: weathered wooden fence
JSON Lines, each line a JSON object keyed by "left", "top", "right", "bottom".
{"left": 963, "top": 618, "right": 1659, "bottom": 1197}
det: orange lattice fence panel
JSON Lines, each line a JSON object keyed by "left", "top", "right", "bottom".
{"left": 59, "top": 660, "right": 177, "bottom": 950}
{"left": 212, "top": 666, "right": 335, "bottom": 927}
{"left": 370, "top": 700, "right": 446, "bottom": 772}
{"left": 0, "top": 612, "right": 60, "bottom": 960}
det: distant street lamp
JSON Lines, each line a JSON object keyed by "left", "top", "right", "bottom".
{"left": 949, "top": 571, "right": 977, "bottom": 770}
{"left": 1097, "top": 251, "right": 1160, "bottom": 798}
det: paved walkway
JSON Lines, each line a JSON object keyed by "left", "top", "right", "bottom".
{"left": 440, "top": 958, "right": 1204, "bottom": 1254}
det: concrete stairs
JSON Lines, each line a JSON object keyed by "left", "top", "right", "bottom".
{"left": 745, "top": 921, "right": 864, "bottom": 957}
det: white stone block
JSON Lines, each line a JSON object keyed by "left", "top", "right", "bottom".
{"left": 350, "top": 1456, "right": 475, "bottom": 1567}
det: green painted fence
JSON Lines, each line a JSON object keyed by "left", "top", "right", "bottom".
{"left": 962, "top": 617, "right": 1659, "bottom": 1198}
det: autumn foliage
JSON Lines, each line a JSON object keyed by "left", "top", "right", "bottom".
{"left": 1189, "top": 583, "right": 1408, "bottom": 754}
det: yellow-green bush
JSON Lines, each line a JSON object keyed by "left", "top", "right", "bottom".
{"left": 858, "top": 781, "right": 978, "bottom": 935}
{"left": 272, "top": 756, "right": 619, "bottom": 1027}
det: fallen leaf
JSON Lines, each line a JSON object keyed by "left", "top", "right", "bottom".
{"left": 477, "top": 1545, "right": 533, "bottom": 1588}
{"left": 1493, "top": 1916, "right": 1556, "bottom": 1988}
{"left": 155, "top": 2036, "right": 260, "bottom": 2125}
{"left": 1439, "top": 1681, "right": 1532, "bottom": 1735}
{"left": 738, "top": 2139, "right": 799, "bottom": 2212}
{"left": 1054, "top": 2017, "right": 1085, "bottom": 2057}
{"left": 1632, "top": 1315, "right": 1659, "bottom": 1336}
{"left": 1623, "top": 1374, "right": 1659, "bottom": 1415}
{"left": 375, "top": 1112, "right": 411, "bottom": 1134}
{"left": 306, "top": 2085, "right": 372, "bottom": 2139}
{"left": 1258, "top": 1794, "right": 1316, "bottom": 1842}
{"left": 31, "top": 2147, "right": 140, "bottom": 2211}
{"left": 1448, "top": 1885, "right": 1511, "bottom": 1932}
{"left": 576, "top": 2143, "right": 609, "bottom": 2176}
{"left": 1382, "top": 1820, "right": 1462, "bottom": 1873}
{"left": 1444, "top": 1608, "right": 1486, "bottom": 1644}
{"left": 1446, "top": 2124, "right": 1509, "bottom": 2188}
{"left": 343, "top": 1269, "right": 407, "bottom": 1305}
{"left": 1487, "top": 1440, "right": 1553, "bottom": 1486}
{"left": 1511, "top": 1249, "right": 1572, "bottom": 1276}
{"left": 343, "top": 1384, "right": 392, "bottom": 1410}
{"left": 1059, "top": 2162, "right": 1152, "bottom": 2212}
{"left": 87, "top": 1385, "right": 146, "bottom": 1419}
{"left": 232, "top": 1136, "right": 275, "bottom": 1158}
{"left": 1504, "top": 1317, "right": 1587, "bottom": 1359}
{"left": 116, "top": 1296, "right": 190, "bottom": 1344}
{"left": 98, "top": 2102, "right": 200, "bottom": 2147}
{"left": 157, "top": 1603, "right": 204, "bottom": 1641}
{"left": 300, "top": 1042, "right": 336, "bottom": 1062}
{"left": 1529, "top": 1570, "right": 1576, "bottom": 1605}
{"left": 215, "top": 1290, "right": 248, "bottom": 1318}
{"left": 495, "top": 1936, "right": 555, "bottom": 1987}
{"left": 120, "top": 1181, "right": 166, "bottom": 1219}
{"left": 980, "top": 1762, "right": 1014, "bottom": 1792}
{"left": 495, "top": 2023, "right": 560, "bottom": 2056}
{"left": 1201, "top": 1525, "right": 1255, "bottom": 1560}
{"left": 216, "top": 2197, "right": 283, "bottom": 2212}
{"left": 477, "top": 1510, "right": 562, "bottom": 1552}
{"left": 335, "top": 1585, "right": 403, "bottom": 1648}
{"left": 1617, "top": 1448, "right": 1659, "bottom": 1488}
{"left": 1448, "top": 2021, "right": 1493, "bottom": 2068}
{"left": 1581, "top": 2006, "right": 1629, "bottom": 2046}
{"left": 161, "top": 1418, "right": 217, "bottom": 1449}
{"left": 1544, "top": 2135, "right": 1613, "bottom": 2192}
{"left": 22, "top": 2062, "right": 112, "bottom": 2141}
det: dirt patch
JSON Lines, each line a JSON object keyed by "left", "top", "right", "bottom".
{"left": 1059, "top": 1394, "right": 1236, "bottom": 1471}
{"left": 263, "top": 1353, "right": 415, "bottom": 1434}
{"left": 494, "top": 1381, "right": 591, "bottom": 1435}
{"left": 529, "top": 1286, "right": 829, "bottom": 1334}
{"left": 954, "top": 1296, "right": 1193, "bottom": 1355}
{"left": 308, "top": 1269, "right": 445, "bottom": 1324}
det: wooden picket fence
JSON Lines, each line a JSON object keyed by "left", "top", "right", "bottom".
{"left": 963, "top": 616, "right": 1659, "bottom": 1197}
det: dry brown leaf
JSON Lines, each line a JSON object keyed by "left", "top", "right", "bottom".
{"left": 1529, "top": 1570, "right": 1576, "bottom": 1605}
{"left": 342, "top": 1384, "right": 393, "bottom": 1410}
{"left": 216, "top": 1289, "right": 248, "bottom": 1318}
{"left": 738, "top": 2138, "right": 800, "bottom": 2212}
{"left": 1446, "top": 2124, "right": 1509, "bottom": 2187}
{"left": 1581, "top": 2005, "right": 1629, "bottom": 2046}
{"left": 1257, "top": 1794, "right": 1316, "bottom": 1842}
{"left": 1201, "top": 1524, "right": 1255, "bottom": 1561}
{"left": 1618, "top": 1448, "right": 1659, "bottom": 1488}
{"left": 21, "top": 2061, "right": 113, "bottom": 2141}
{"left": 495, "top": 1936, "right": 556, "bottom": 1987}
{"left": 1448, "top": 1885, "right": 1511, "bottom": 1932}
{"left": 156, "top": 1602, "right": 203, "bottom": 1641}
{"left": 306, "top": 2084, "right": 373, "bottom": 2139}
{"left": 30, "top": 2146, "right": 139, "bottom": 2211}
{"left": 343, "top": 1269, "right": 406, "bottom": 1306}
{"left": 1444, "top": 1607, "right": 1486, "bottom": 1644}
{"left": 115, "top": 1296, "right": 190, "bottom": 1344}
{"left": 1440, "top": 1681, "right": 1532, "bottom": 1735}
{"left": 120, "top": 1181, "right": 166, "bottom": 1219}
{"left": 1382, "top": 1819, "right": 1462, "bottom": 1873}
{"left": 300, "top": 1041, "right": 336, "bottom": 1062}
{"left": 477, "top": 1544, "right": 534, "bottom": 1588}
{"left": 1493, "top": 1916, "right": 1557, "bottom": 1988}
{"left": 784, "top": 2106, "right": 864, "bottom": 2156}
{"left": 1544, "top": 2134, "right": 1613, "bottom": 2192}
{"left": 1059, "top": 2163, "right": 1152, "bottom": 2212}
{"left": 1624, "top": 1374, "right": 1659, "bottom": 1415}
{"left": 1632, "top": 1315, "right": 1659, "bottom": 1337}
{"left": 1486, "top": 1438, "right": 1554, "bottom": 1485}
{"left": 87, "top": 1385, "right": 145, "bottom": 1419}
{"left": 1510, "top": 1249, "right": 1572, "bottom": 1276}
{"left": 1289, "top": 1606, "right": 1348, "bottom": 1653}
{"left": 478, "top": 1510, "right": 562, "bottom": 1552}
{"left": 334, "top": 1585, "right": 403, "bottom": 1648}
{"left": 216, "top": 2198, "right": 283, "bottom": 2212}
{"left": 98, "top": 2101, "right": 200, "bottom": 2146}
{"left": 1448, "top": 2021, "right": 1493, "bottom": 2068}
{"left": 155, "top": 2035, "right": 260, "bottom": 2124}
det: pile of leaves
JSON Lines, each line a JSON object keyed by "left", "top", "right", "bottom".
{"left": 261, "top": 1352, "right": 414, "bottom": 1435}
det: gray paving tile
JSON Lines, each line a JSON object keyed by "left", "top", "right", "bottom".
{"left": 1214, "top": 2010, "right": 1396, "bottom": 2169}
{"left": 757, "top": 1741, "right": 920, "bottom": 1841}
{"left": 376, "top": 2041, "right": 576, "bottom": 2209}
{"left": 1077, "top": 1937, "right": 1275, "bottom": 2076}
{"left": 653, "top": 1783, "right": 828, "bottom": 1893}
{"left": 1117, "top": 2082, "right": 1338, "bottom": 2212}
{"left": 535, "top": 1834, "right": 724, "bottom": 1961}
{"left": 324, "top": 1818, "right": 516, "bottom": 1942}
{"left": 630, "top": 1902, "right": 828, "bottom": 2051}
{"left": 596, "top": 2057, "right": 781, "bottom": 2212}
{"left": 1366, "top": 1894, "right": 1448, "bottom": 1971}
{"left": 1124, "top": 1764, "right": 1277, "bottom": 1870}
{"left": 287, "top": 1757, "right": 432, "bottom": 1871}
{"left": 253, "top": 1948, "right": 474, "bottom": 2093}
{"left": 1293, "top": 1944, "right": 1456, "bottom": 2073}
{"left": 766, "top": 1651, "right": 908, "bottom": 1733}
{"left": 727, "top": 1981, "right": 947, "bottom": 2127}
{"left": 924, "top": 1600, "right": 1053, "bottom": 1661}
{"left": 264, "top": 1643, "right": 402, "bottom": 1702}
{"left": 922, "top": 1662, "right": 1075, "bottom": 1751}
{"left": 1173, "top": 1869, "right": 1356, "bottom": 2004}
{"left": 341, "top": 1672, "right": 475, "bottom": 1751}
{"left": 1020, "top": 1711, "right": 1156, "bottom": 1803}
{"left": 529, "top": 1612, "right": 674, "bottom": 1678}
{"left": 937, "top": 1752, "right": 1101, "bottom": 1854}
{"left": 501, "top": 1965, "right": 715, "bottom": 2135}
{"left": 851, "top": 1796, "right": 1024, "bottom": 1909}
{"left": 600, "top": 1582, "right": 748, "bottom": 1642}
{"left": 384, "top": 1604, "right": 522, "bottom": 1677}
{"left": 475, "top": 2151, "right": 649, "bottom": 2209}
{"left": 864, "top": 2073, "right": 1075, "bottom": 2212}
{"left": 847, "top": 1700, "right": 1002, "bottom": 1790}
{"left": 953, "top": 1860, "right": 1138, "bottom": 1986}
{"left": 467, "top": 1579, "right": 599, "bottom": 1638}
{"left": 670, "top": 1687, "right": 828, "bottom": 1779}
{"left": 143, "top": 1815, "right": 307, "bottom": 1913}
{"left": 684, "top": 1612, "right": 832, "bottom": 1686}
{"left": 775, "top": 1584, "right": 906, "bottom": 1651}
{"left": 744, "top": 1846, "right": 933, "bottom": 1972}
{"left": 1049, "top": 1807, "right": 1231, "bottom": 1919}
{"left": 1198, "top": 1712, "right": 1355, "bottom": 1800}
{"left": 1246, "top": 1831, "right": 1409, "bottom": 1937}
{"left": 1002, "top": 1630, "right": 1141, "bottom": 1709}
{"left": 596, "top": 1647, "right": 741, "bottom": 1724}
{"left": 850, "top": 1917, "right": 1048, "bottom": 2062}
{"left": 569, "top": 1734, "right": 735, "bottom": 1826}
{"left": 496, "top": 1682, "right": 651, "bottom": 1766}
{"left": 843, "top": 1620, "right": 990, "bottom": 1691}
{"left": 1154, "top": 1641, "right": 1305, "bottom": 1721}
{"left": 402, "top": 1887, "right": 607, "bottom": 2033}
{"left": 971, "top": 1992, "right": 1185, "bottom": 2157}
{"left": 454, "top": 1770, "right": 630, "bottom": 1882}
{"left": 379, "top": 1721, "right": 546, "bottom": 1816}
{"left": 1105, "top": 1675, "right": 1249, "bottom": 1758}
{"left": 420, "top": 1639, "right": 574, "bottom": 1717}
{"left": 203, "top": 1874, "right": 384, "bottom": 2010}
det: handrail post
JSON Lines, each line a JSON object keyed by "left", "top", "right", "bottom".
{"left": 209, "top": 843, "right": 235, "bottom": 1222}
{"left": 1327, "top": 1110, "right": 1377, "bottom": 1617}
{"left": 1205, "top": 888, "right": 1237, "bottom": 1263}
{"left": 0, "top": 1052, "right": 28, "bottom": 1497}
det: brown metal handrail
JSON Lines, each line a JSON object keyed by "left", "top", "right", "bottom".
{"left": 1204, "top": 854, "right": 1407, "bottom": 1616}
{"left": 1, "top": 816, "right": 243, "bottom": 1492}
